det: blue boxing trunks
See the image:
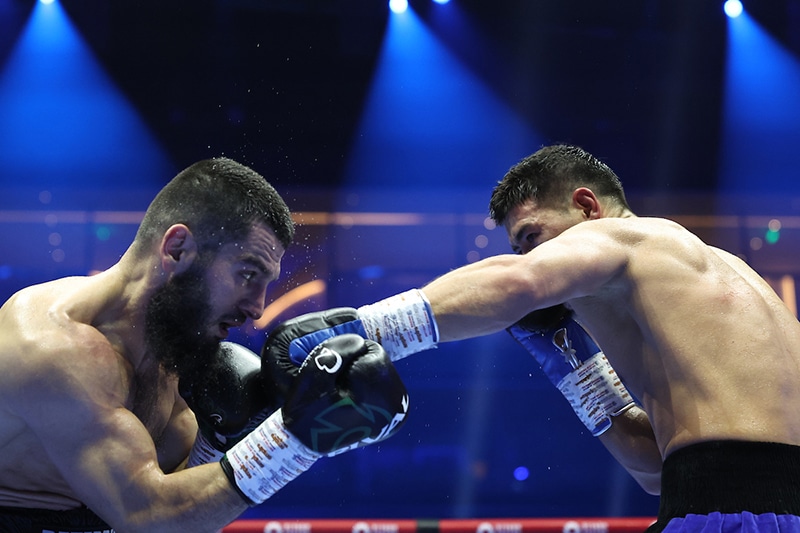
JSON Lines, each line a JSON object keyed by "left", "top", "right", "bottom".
{"left": 0, "top": 505, "right": 114, "bottom": 533}
{"left": 647, "top": 440, "right": 800, "bottom": 532}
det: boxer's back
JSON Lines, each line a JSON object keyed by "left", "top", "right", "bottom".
{"left": 572, "top": 217, "right": 800, "bottom": 457}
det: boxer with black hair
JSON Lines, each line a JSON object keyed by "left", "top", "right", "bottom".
{"left": 267, "top": 144, "right": 800, "bottom": 532}
{"left": 0, "top": 158, "right": 408, "bottom": 532}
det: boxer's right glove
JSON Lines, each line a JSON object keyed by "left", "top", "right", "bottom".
{"left": 265, "top": 289, "right": 439, "bottom": 368}
{"left": 507, "top": 305, "right": 634, "bottom": 436}
{"left": 220, "top": 334, "right": 409, "bottom": 505}
{"left": 179, "top": 342, "right": 278, "bottom": 467}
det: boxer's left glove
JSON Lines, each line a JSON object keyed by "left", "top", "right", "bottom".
{"left": 264, "top": 289, "right": 439, "bottom": 369}
{"left": 221, "top": 334, "right": 409, "bottom": 505}
{"left": 179, "top": 342, "right": 279, "bottom": 467}
{"left": 507, "top": 305, "right": 634, "bottom": 436}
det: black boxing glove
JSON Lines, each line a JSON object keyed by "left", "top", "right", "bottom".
{"left": 261, "top": 307, "right": 361, "bottom": 402}
{"left": 179, "top": 342, "right": 279, "bottom": 467}
{"left": 264, "top": 289, "right": 439, "bottom": 371}
{"left": 220, "top": 334, "right": 410, "bottom": 505}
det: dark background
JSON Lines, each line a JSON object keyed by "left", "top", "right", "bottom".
{"left": 1, "top": 0, "right": 800, "bottom": 522}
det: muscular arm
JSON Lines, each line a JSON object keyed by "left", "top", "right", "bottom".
{"left": 66, "top": 406, "right": 247, "bottom": 531}
{"left": 422, "top": 221, "right": 630, "bottom": 341}
{"left": 8, "top": 337, "right": 248, "bottom": 532}
{"left": 420, "top": 221, "right": 663, "bottom": 493}
{"left": 600, "top": 406, "right": 662, "bottom": 495}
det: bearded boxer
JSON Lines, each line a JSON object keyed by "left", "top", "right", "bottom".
{"left": 269, "top": 144, "right": 800, "bottom": 532}
{"left": 0, "top": 158, "right": 409, "bottom": 532}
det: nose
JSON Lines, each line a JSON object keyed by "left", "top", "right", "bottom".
{"left": 240, "top": 286, "right": 267, "bottom": 321}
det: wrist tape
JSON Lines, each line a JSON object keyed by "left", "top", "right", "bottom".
{"left": 557, "top": 352, "right": 634, "bottom": 436}
{"left": 187, "top": 429, "right": 226, "bottom": 468}
{"left": 221, "top": 410, "right": 320, "bottom": 504}
{"left": 358, "top": 289, "right": 439, "bottom": 361}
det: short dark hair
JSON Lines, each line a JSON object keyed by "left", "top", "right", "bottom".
{"left": 135, "top": 157, "right": 294, "bottom": 254}
{"left": 489, "top": 144, "right": 630, "bottom": 225}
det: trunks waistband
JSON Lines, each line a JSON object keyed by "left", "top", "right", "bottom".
{"left": 0, "top": 505, "right": 114, "bottom": 533}
{"left": 649, "top": 440, "right": 800, "bottom": 532}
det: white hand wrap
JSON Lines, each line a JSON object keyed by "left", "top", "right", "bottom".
{"left": 357, "top": 289, "right": 439, "bottom": 361}
{"left": 223, "top": 409, "right": 320, "bottom": 504}
{"left": 556, "top": 352, "right": 634, "bottom": 436}
{"left": 186, "top": 429, "right": 225, "bottom": 468}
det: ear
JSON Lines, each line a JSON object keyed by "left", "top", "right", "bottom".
{"left": 159, "top": 224, "right": 198, "bottom": 275}
{"left": 572, "top": 187, "right": 602, "bottom": 220}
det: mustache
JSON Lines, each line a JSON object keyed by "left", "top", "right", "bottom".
{"left": 220, "top": 312, "right": 248, "bottom": 328}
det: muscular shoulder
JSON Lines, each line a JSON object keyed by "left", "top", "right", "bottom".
{"left": 565, "top": 216, "right": 680, "bottom": 244}
{"left": 539, "top": 217, "right": 707, "bottom": 301}
{"left": 567, "top": 217, "right": 704, "bottom": 259}
{"left": 0, "top": 281, "right": 133, "bottom": 415}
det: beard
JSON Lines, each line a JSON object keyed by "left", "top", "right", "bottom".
{"left": 144, "top": 263, "right": 221, "bottom": 384}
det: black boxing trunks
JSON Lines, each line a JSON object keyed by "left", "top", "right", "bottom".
{"left": 0, "top": 505, "right": 114, "bottom": 533}
{"left": 647, "top": 440, "right": 800, "bottom": 533}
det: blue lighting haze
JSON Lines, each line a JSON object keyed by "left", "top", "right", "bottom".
{"left": 719, "top": 11, "right": 800, "bottom": 192}
{"left": 344, "top": 6, "right": 540, "bottom": 192}
{"left": 0, "top": 0, "right": 171, "bottom": 190}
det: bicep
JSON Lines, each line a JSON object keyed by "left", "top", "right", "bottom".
{"left": 24, "top": 391, "right": 165, "bottom": 525}
{"left": 423, "top": 230, "right": 627, "bottom": 341}
{"left": 159, "top": 396, "right": 197, "bottom": 473}
{"left": 525, "top": 227, "right": 629, "bottom": 304}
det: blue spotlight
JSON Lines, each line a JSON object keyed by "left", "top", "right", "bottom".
{"left": 433, "top": 0, "right": 451, "bottom": 4}
{"left": 343, "top": 6, "right": 541, "bottom": 189}
{"left": 724, "top": 0, "right": 743, "bottom": 18}
{"left": 389, "top": 0, "right": 408, "bottom": 14}
{"left": 0, "top": 0, "right": 171, "bottom": 189}
{"left": 719, "top": 8, "right": 800, "bottom": 192}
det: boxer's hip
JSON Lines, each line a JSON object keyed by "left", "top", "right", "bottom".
{"left": 0, "top": 504, "right": 114, "bottom": 533}
{"left": 648, "top": 440, "right": 800, "bottom": 532}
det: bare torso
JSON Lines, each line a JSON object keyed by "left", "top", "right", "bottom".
{"left": 568, "top": 217, "right": 800, "bottom": 457}
{"left": 0, "top": 274, "right": 194, "bottom": 510}
{"left": 426, "top": 213, "right": 800, "bottom": 462}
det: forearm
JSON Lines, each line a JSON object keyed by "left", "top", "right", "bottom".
{"left": 598, "top": 405, "right": 662, "bottom": 495}
{"left": 106, "top": 463, "right": 247, "bottom": 533}
{"left": 421, "top": 255, "right": 543, "bottom": 341}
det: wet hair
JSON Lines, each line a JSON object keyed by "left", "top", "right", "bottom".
{"left": 489, "top": 144, "right": 630, "bottom": 225}
{"left": 134, "top": 157, "right": 294, "bottom": 254}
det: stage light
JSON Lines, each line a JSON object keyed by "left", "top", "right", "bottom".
{"left": 0, "top": 0, "right": 171, "bottom": 189}
{"left": 720, "top": 7, "right": 800, "bottom": 193}
{"left": 724, "top": 0, "right": 743, "bottom": 18}
{"left": 433, "top": 0, "right": 451, "bottom": 4}
{"left": 343, "top": 4, "right": 541, "bottom": 190}
{"left": 389, "top": 0, "right": 408, "bottom": 14}
{"left": 39, "top": 0, "right": 56, "bottom": 4}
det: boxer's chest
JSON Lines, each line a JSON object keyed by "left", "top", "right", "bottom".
{"left": 130, "top": 366, "right": 177, "bottom": 445}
